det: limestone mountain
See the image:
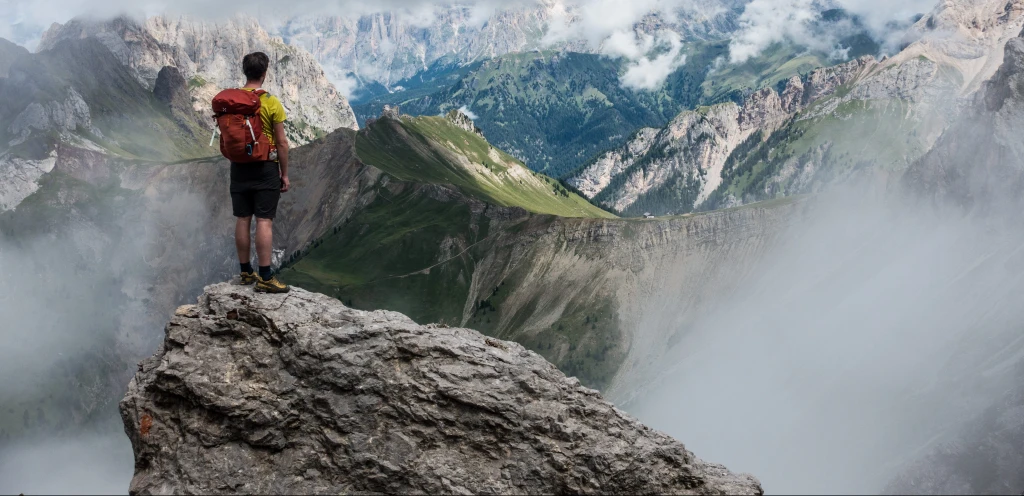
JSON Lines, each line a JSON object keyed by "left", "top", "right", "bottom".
{"left": 120, "top": 283, "right": 762, "bottom": 494}
{"left": 40, "top": 15, "right": 358, "bottom": 144}
{"left": 567, "top": 56, "right": 876, "bottom": 216}
{"left": 0, "top": 13, "right": 363, "bottom": 214}
{"left": 566, "top": 0, "right": 1024, "bottom": 216}
{"left": 274, "top": 1, "right": 746, "bottom": 87}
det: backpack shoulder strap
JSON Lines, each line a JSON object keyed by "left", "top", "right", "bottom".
{"left": 253, "top": 89, "right": 269, "bottom": 97}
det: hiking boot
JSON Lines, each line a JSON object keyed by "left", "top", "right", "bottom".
{"left": 240, "top": 271, "right": 258, "bottom": 285}
{"left": 255, "top": 275, "right": 290, "bottom": 294}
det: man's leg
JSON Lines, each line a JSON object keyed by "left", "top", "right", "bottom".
{"left": 235, "top": 215, "right": 257, "bottom": 284}
{"left": 255, "top": 218, "right": 273, "bottom": 269}
{"left": 253, "top": 217, "right": 288, "bottom": 293}
{"left": 235, "top": 216, "right": 253, "bottom": 264}
{"left": 252, "top": 186, "right": 288, "bottom": 293}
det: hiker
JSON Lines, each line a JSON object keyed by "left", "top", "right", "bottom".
{"left": 212, "top": 51, "right": 291, "bottom": 293}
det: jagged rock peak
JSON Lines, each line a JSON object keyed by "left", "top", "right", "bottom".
{"left": 153, "top": 66, "right": 190, "bottom": 110}
{"left": 381, "top": 104, "right": 402, "bottom": 121}
{"left": 120, "top": 283, "right": 763, "bottom": 495}
{"left": 446, "top": 108, "right": 484, "bottom": 136}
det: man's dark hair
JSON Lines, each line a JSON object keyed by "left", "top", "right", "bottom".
{"left": 242, "top": 52, "right": 270, "bottom": 82}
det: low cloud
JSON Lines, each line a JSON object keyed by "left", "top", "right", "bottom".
{"left": 5, "top": 0, "right": 725, "bottom": 90}
{"left": 729, "top": 0, "right": 936, "bottom": 63}
{"left": 458, "top": 105, "right": 479, "bottom": 120}
{"left": 327, "top": 71, "right": 360, "bottom": 100}
{"left": 613, "top": 31, "right": 688, "bottom": 91}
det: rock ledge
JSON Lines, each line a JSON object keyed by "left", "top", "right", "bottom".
{"left": 121, "top": 283, "right": 762, "bottom": 495}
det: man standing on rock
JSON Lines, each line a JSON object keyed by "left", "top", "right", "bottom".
{"left": 222, "top": 51, "right": 290, "bottom": 293}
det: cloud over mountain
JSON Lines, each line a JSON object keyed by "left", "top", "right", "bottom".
{"left": 729, "top": 0, "right": 935, "bottom": 63}
{"left": 5, "top": 0, "right": 936, "bottom": 90}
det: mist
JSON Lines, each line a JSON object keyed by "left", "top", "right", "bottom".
{"left": 0, "top": 158, "right": 233, "bottom": 493}
{"left": 621, "top": 183, "right": 1024, "bottom": 493}
{"left": 0, "top": 434, "right": 133, "bottom": 494}
{"left": 0, "top": 231, "right": 137, "bottom": 493}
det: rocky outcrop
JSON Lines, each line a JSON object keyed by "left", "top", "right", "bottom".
{"left": 153, "top": 66, "right": 190, "bottom": 110}
{"left": 0, "top": 152, "right": 57, "bottom": 211}
{"left": 121, "top": 283, "right": 762, "bottom": 495}
{"left": 7, "top": 86, "right": 98, "bottom": 144}
{"left": 569, "top": 127, "right": 660, "bottom": 198}
{"left": 40, "top": 15, "right": 359, "bottom": 143}
{"left": 446, "top": 108, "right": 483, "bottom": 136}
{"left": 153, "top": 66, "right": 208, "bottom": 132}
{"left": 893, "top": 0, "right": 1024, "bottom": 94}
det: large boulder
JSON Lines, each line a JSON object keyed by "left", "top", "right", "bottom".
{"left": 121, "top": 283, "right": 762, "bottom": 495}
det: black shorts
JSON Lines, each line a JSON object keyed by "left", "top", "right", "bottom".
{"left": 230, "top": 161, "right": 282, "bottom": 219}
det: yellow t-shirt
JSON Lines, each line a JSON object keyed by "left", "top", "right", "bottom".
{"left": 241, "top": 88, "right": 287, "bottom": 146}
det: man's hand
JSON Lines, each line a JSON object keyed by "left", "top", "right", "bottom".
{"left": 273, "top": 122, "right": 290, "bottom": 193}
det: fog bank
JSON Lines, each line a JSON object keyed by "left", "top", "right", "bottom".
{"left": 624, "top": 186, "right": 1024, "bottom": 493}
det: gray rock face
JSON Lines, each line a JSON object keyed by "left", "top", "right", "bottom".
{"left": 446, "top": 108, "right": 483, "bottom": 136}
{"left": 153, "top": 66, "right": 207, "bottom": 132}
{"left": 153, "top": 66, "right": 189, "bottom": 109}
{"left": 121, "top": 283, "right": 762, "bottom": 495}
{"left": 40, "top": 15, "right": 359, "bottom": 144}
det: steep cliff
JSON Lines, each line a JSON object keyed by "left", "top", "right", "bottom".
{"left": 121, "top": 283, "right": 762, "bottom": 495}
{"left": 40, "top": 15, "right": 358, "bottom": 143}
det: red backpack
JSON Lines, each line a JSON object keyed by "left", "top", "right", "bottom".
{"left": 212, "top": 88, "right": 272, "bottom": 162}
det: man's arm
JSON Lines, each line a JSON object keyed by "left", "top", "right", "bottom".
{"left": 273, "top": 122, "right": 290, "bottom": 192}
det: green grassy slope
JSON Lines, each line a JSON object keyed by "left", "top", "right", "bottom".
{"left": 283, "top": 186, "right": 483, "bottom": 326}
{"left": 280, "top": 187, "right": 627, "bottom": 390}
{"left": 282, "top": 114, "right": 630, "bottom": 388}
{"left": 356, "top": 114, "right": 615, "bottom": 218}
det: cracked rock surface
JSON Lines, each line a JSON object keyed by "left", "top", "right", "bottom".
{"left": 121, "top": 283, "right": 762, "bottom": 495}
